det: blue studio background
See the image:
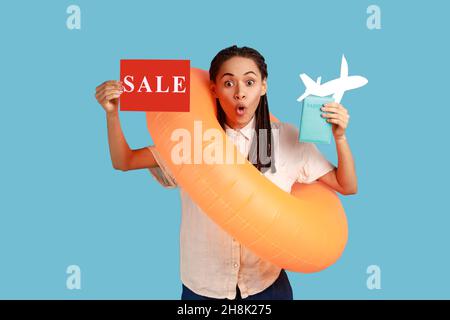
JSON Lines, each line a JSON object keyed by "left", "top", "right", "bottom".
{"left": 1, "top": 0, "right": 449, "bottom": 299}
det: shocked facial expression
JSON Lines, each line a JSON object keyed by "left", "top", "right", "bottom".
{"left": 211, "top": 57, "right": 267, "bottom": 129}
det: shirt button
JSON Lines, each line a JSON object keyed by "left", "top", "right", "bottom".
{"left": 234, "top": 263, "right": 239, "bottom": 268}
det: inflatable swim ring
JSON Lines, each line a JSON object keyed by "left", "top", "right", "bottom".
{"left": 146, "top": 68, "right": 348, "bottom": 273}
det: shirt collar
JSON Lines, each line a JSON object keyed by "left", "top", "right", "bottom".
{"left": 224, "top": 116, "right": 256, "bottom": 140}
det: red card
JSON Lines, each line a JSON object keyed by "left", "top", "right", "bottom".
{"left": 119, "top": 59, "right": 190, "bottom": 112}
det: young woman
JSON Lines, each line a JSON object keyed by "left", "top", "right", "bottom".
{"left": 94, "top": 45, "right": 357, "bottom": 300}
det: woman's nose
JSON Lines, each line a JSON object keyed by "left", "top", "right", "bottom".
{"left": 234, "top": 87, "right": 246, "bottom": 100}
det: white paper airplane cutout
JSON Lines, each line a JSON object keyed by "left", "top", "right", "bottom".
{"left": 297, "top": 55, "right": 368, "bottom": 104}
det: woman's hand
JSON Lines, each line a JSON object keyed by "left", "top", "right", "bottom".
{"left": 321, "top": 102, "right": 350, "bottom": 140}
{"left": 95, "top": 80, "right": 123, "bottom": 114}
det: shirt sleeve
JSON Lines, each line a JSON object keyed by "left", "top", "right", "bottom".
{"left": 147, "top": 146, "right": 178, "bottom": 189}
{"left": 297, "top": 142, "right": 335, "bottom": 184}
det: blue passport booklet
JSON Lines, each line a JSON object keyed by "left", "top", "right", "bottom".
{"left": 299, "top": 95, "right": 335, "bottom": 144}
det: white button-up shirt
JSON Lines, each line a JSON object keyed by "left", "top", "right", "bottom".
{"left": 148, "top": 116, "right": 335, "bottom": 299}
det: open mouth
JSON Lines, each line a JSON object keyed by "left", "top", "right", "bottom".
{"left": 235, "top": 104, "right": 246, "bottom": 116}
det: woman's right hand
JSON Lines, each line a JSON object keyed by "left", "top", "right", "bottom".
{"left": 95, "top": 80, "right": 123, "bottom": 114}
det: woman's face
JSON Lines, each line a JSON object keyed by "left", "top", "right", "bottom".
{"left": 211, "top": 57, "right": 267, "bottom": 129}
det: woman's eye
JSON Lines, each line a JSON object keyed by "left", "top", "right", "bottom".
{"left": 224, "top": 81, "right": 233, "bottom": 87}
{"left": 246, "top": 80, "right": 255, "bottom": 86}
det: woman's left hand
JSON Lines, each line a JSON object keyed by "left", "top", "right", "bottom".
{"left": 321, "top": 102, "right": 350, "bottom": 140}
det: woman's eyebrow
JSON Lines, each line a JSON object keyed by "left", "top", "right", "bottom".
{"left": 220, "top": 71, "right": 257, "bottom": 79}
